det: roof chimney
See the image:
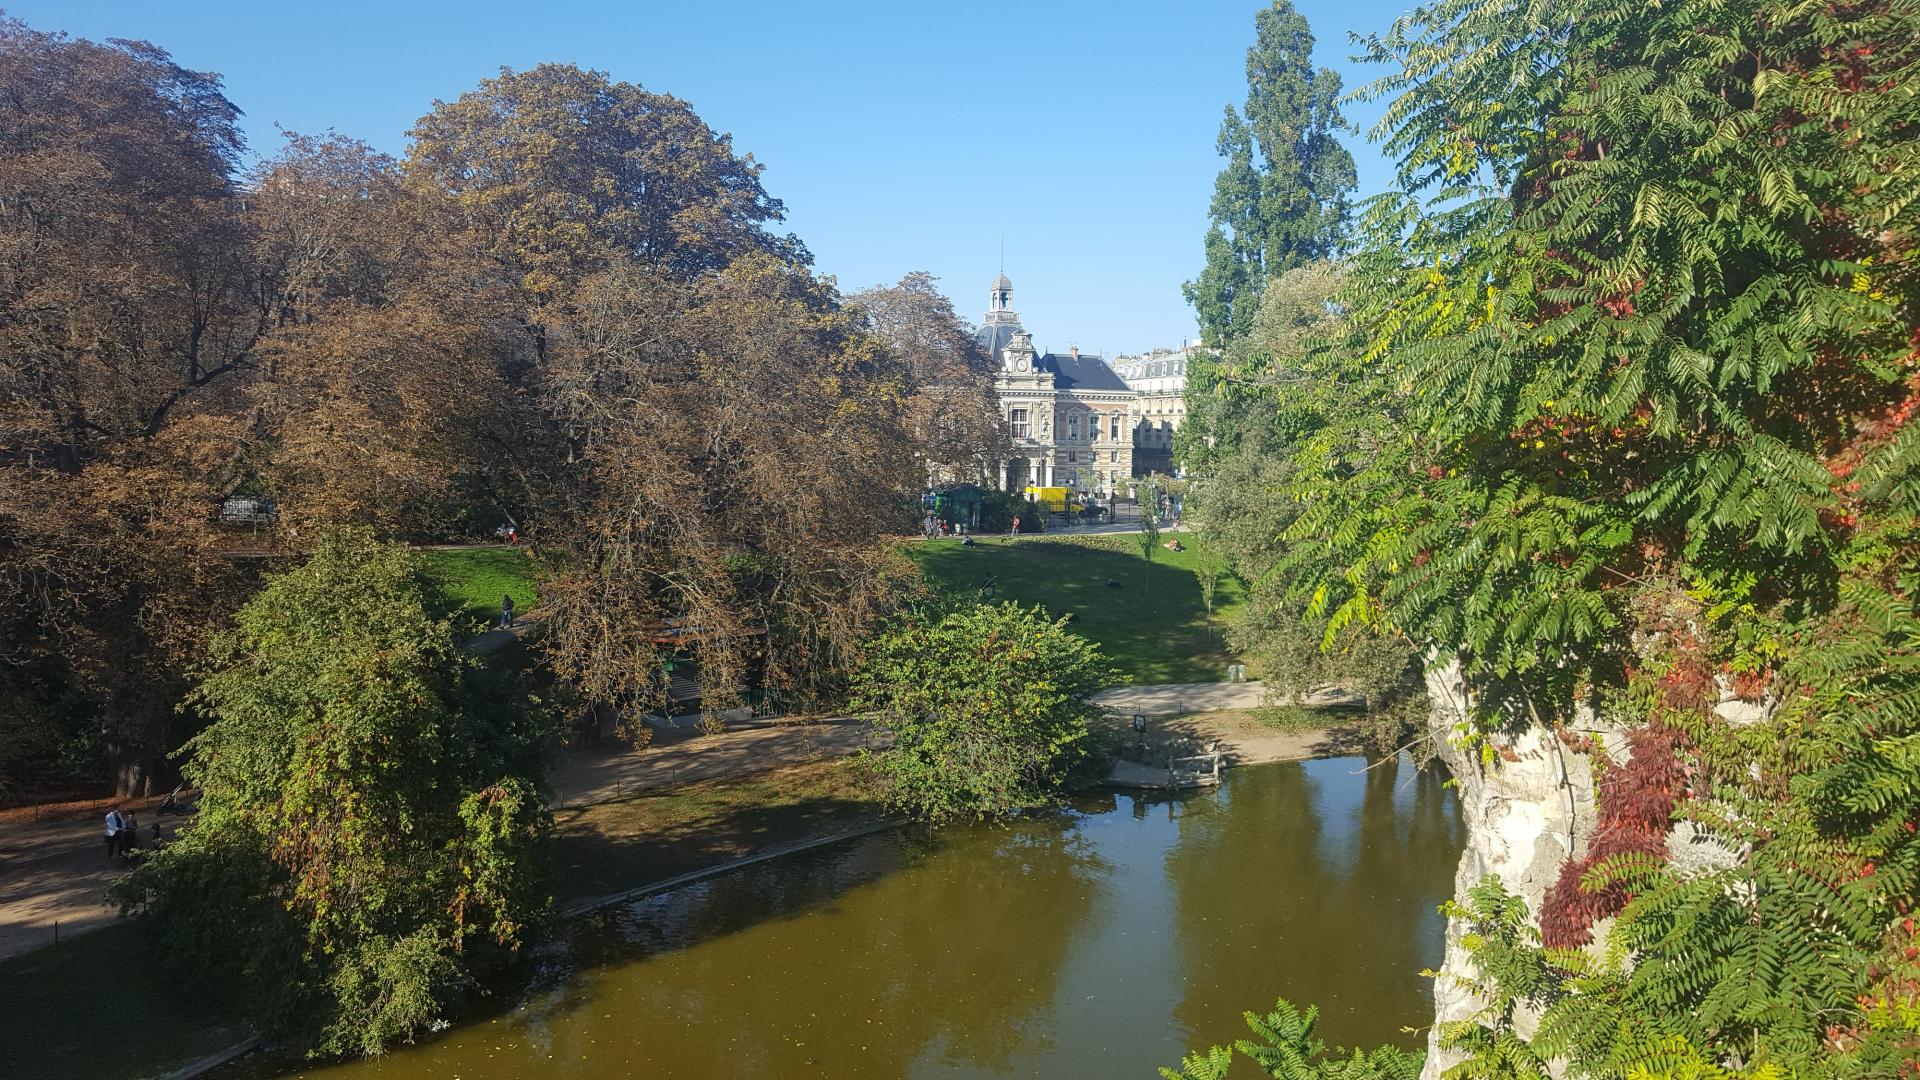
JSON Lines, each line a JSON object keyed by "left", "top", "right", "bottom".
{"left": 1069, "top": 345, "right": 1079, "bottom": 359}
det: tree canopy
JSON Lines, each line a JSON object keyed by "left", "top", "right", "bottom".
{"left": 1198, "top": 0, "right": 1920, "bottom": 1072}
{"left": 406, "top": 63, "right": 805, "bottom": 294}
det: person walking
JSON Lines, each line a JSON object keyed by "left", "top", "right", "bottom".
{"left": 500, "top": 594, "right": 515, "bottom": 630}
{"left": 103, "top": 807, "right": 122, "bottom": 858}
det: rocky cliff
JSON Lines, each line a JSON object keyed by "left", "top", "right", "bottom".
{"left": 1417, "top": 662, "right": 1604, "bottom": 1079}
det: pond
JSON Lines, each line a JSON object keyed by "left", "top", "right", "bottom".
{"left": 279, "top": 755, "right": 1462, "bottom": 1079}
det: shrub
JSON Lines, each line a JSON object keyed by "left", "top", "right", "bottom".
{"left": 852, "top": 601, "right": 1121, "bottom": 821}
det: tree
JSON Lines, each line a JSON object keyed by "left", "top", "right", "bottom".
{"left": 850, "top": 272, "right": 1008, "bottom": 485}
{"left": 1137, "top": 474, "right": 1163, "bottom": 566}
{"left": 852, "top": 602, "right": 1121, "bottom": 822}
{"left": 1184, "top": 2, "right": 1355, "bottom": 346}
{"left": 1179, "top": 261, "right": 1346, "bottom": 474}
{"left": 117, "top": 530, "right": 553, "bottom": 1055}
{"left": 405, "top": 63, "right": 804, "bottom": 298}
{"left": 0, "top": 20, "right": 268, "bottom": 793}
{"left": 1251, "top": 0, "right": 1920, "bottom": 1072}
{"left": 244, "top": 131, "right": 521, "bottom": 538}
{"left": 534, "top": 256, "right": 926, "bottom": 717}
{"left": 1161, "top": 997, "right": 1422, "bottom": 1080}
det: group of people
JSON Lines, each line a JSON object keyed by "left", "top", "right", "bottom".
{"left": 102, "top": 807, "right": 155, "bottom": 858}
{"left": 922, "top": 515, "right": 971, "bottom": 539}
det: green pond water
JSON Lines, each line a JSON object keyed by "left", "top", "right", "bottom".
{"left": 280, "top": 755, "right": 1462, "bottom": 1079}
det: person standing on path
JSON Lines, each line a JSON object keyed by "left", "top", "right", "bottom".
{"left": 103, "top": 807, "right": 122, "bottom": 858}
{"left": 500, "top": 594, "right": 515, "bottom": 629}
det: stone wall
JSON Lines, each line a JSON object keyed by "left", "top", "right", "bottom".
{"left": 1417, "top": 661, "right": 1605, "bottom": 1079}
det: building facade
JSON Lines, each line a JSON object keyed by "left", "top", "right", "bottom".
{"left": 976, "top": 275, "right": 1137, "bottom": 496}
{"left": 1110, "top": 344, "right": 1200, "bottom": 476}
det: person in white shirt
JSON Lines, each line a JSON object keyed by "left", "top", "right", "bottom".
{"left": 104, "top": 808, "right": 123, "bottom": 858}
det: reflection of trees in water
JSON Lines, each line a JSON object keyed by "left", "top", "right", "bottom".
{"left": 569, "top": 816, "right": 1112, "bottom": 1077}
{"left": 1163, "top": 756, "right": 1463, "bottom": 1053}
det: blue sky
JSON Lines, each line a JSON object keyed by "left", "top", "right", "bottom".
{"left": 18, "top": 1, "right": 1416, "bottom": 355}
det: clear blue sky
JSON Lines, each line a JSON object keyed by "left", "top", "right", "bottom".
{"left": 18, "top": 1, "right": 1416, "bottom": 355}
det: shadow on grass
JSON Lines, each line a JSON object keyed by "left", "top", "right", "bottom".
{"left": 547, "top": 764, "right": 893, "bottom": 902}
{"left": 0, "top": 918, "right": 251, "bottom": 1080}
{"left": 909, "top": 537, "right": 1241, "bottom": 684}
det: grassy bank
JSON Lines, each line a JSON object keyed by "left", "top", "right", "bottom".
{"left": 418, "top": 546, "right": 541, "bottom": 626}
{"left": 2, "top": 757, "right": 884, "bottom": 1080}
{"left": 551, "top": 758, "right": 888, "bottom": 901}
{"left": 909, "top": 535, "right": 1246, "bottom": 683}
{"left": 0, "top": 919, "right": 252, "bottom": 1080}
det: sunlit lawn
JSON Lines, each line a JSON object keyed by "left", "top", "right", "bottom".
{"left": 418, "top": 546, "right": 541, "bottom": 627}
{"left": 908, "top": 534, "right": 1246, "bottom": 684}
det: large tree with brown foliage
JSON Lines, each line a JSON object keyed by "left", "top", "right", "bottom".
{"left": 851, "top": 272, "right": 1007, "bottom": 487}
{"left": 535, "top": 256, "right": 925, "bottom": 716}
{"left": 0, "top": 21, "right": 268, "bottom": 794}
{"left": 404, "top": 63, "right": 806, "bottom": 297}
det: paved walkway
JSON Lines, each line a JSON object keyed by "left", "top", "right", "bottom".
{"left": 0, "top": 797, "right": 173, "bottom": 961}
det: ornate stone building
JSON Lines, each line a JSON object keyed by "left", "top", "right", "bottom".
{"left": 975, "top": 275, "right": 1137, "bottom": 495}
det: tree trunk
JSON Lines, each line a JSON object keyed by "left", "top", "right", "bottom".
{"left": 108, "top": 742, "right": 154, "bottom": 798}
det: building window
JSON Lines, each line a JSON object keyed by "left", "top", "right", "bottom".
{"left": 1067, "top": 414, "right": 1079, "bottom": 440}
{"left": 1109, "top": 451, "right": 1118, "bottom": 463}
{"left": 1111, "top": 415, "right": 1121, "bottom": 439}
{"left": 1068, "top": 451, "right": 1078, "bottom": 463}
{"left": 1009, "top": 408, "right": 1028, "bottom": 439}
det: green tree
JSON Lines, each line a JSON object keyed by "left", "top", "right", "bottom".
{"left": 852, "top": 602, "right": 1121, "bottom": 822}
{"left": 1249, "top": 0, "right": 1920, "bottom": 1073}
{"left": 1137, "top": 474, "right": 1163, "bottom": 566}
{"left": 1161, "top": 997, "right": 1422, "bottom": 1080}
{"left": 1185, "top": 2, "right": 1356, "bottom": 346}
{"left": 117, "top": 530, "right": 554, "bottom": 1055}
{"left": 1179, "top": 261, "right": 1346, "bottom": 474}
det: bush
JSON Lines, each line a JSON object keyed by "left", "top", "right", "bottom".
{"left": 852, "top": 601, "right": 1121, "bottom": 821}
{"left": 116, "top": 529, "right": 555, "bottom": 1055}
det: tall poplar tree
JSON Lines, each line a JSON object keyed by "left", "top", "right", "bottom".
{"left": 1185, "top": 1, "right": 1356, "bottom": 346}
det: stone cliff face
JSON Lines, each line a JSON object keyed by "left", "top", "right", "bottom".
{"left": 1416, "top": 662, "right": 1765, "bottom": 1078}
{"left": 1417, "top": 662, "right": 1604, "bottom": 1079}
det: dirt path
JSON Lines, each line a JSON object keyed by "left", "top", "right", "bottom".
{"left": 1101, "top": 709, "right": 1369, "bottom": 767}
{"left": 0, "top": 795, "right": 181, "bottom": 961}
{"left": 549, "top": 716, "right": 887, "bottom": 809}
{"left": 1090, "top": 679, "right": 1361, "bottom": 716}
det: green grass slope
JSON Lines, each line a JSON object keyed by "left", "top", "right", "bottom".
{"left": 908, "top": 535, "right": 1245, "bottom": 684}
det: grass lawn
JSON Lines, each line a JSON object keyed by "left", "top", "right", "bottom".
{"left": 550, "top": 757, "right": 889, "bottom": 902}
{"left": 908, "top": 534, "right": 1247, "bottom": 684}
{"left": 0, "top": 919, "right": 252, "bottom": 1080}
{"left": 419, "top": 545, "right": 541, "bottom": 626}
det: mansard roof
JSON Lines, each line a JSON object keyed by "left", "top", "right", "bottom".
{"left": 1038, "top": 351, "right": 1130, "bottom": 392}
{"left": 976, "top": 322, "right": 1022, "bottom": 359}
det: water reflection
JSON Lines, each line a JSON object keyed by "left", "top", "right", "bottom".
{"left": 271, "top": 756, "right": 1460, "bottom": 1080}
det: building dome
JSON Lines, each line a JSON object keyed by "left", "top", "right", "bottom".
{"left": 992, "top": 272, "right": 1012, "bottom": 292}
